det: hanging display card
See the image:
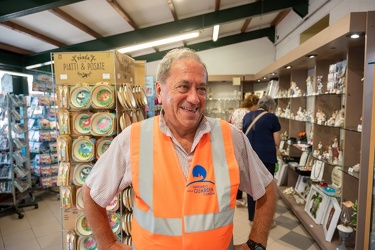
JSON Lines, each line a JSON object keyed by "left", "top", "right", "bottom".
{"left": 53, "top": 52, "right": 116, "bottom": 84}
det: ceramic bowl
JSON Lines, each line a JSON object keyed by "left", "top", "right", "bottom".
{"left": 72, "top": 137, "right": 95, "bottom": 162}
{"left": 73, "top": 163, "right": 93, "bottom": 186}
{"left": 91, "top": 83, "right": 114, "bottom": 109}
{"left": 106, "top": 194, "right": 119, "bottom": 211}
{"left": 107, "top": 213, "right": 121, "bottom": 235}
{"left": 76, "top": 214, "right": 93, "bottom": 236}
{"left": 78, "top": 235, "right": 97, "bottom": 250}
{"left": 96, "top": 137, "right": 112, "bottom": 159}
{"left": 70, "top": 85, "right": 91, "bottom": 109}
{"left": 90, "top": 112, "right": 116, "bottom": 136}
{"left": 76, "top": 187, "right": 84, "bottom": 210}
{"left": 73, "top": 112, "right": 92, "bottom": 134}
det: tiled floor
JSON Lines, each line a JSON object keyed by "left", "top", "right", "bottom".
{"left": 0, "top": 192, "right": 320, "bottom": 250}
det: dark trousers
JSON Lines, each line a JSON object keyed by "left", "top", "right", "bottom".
{"left": 247, "top": 162, "right": 276, "bottom": 221}
{"left": 236, "top": 189, "right": 243, "bottom": 200}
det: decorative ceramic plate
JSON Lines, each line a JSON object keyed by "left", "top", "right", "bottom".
{"left": 91, "top": 84, "right": 114, "bottom": 108}
{"left": 74, "top": 113, "right": 92, "bottom": 134}
{"left": 72, "top": 137, "right": 95, "bottom": 162}
{"left": 70, "top": 85, "right": 91, "bottom": 109}
{"left": 74, "top": 163, "right": 93, "bottom": 186}
{"left": 139, "top": 86, "right": 148, "bottom": 106}
{"left": 117, "top": 86, "right": 126, "bottom": 108}
{"left": 76, "top": 187, "right": 84, "bottom": 210}
{"left": 107, "top": 213, "right": 120, "bottom": 234}
{"left": 91, "top": 113, "right": 115, "bottom": 136}
{"left": 76, "top": 214, "right": 92, "bottom": 236}
{"left": 106, "top": 195, "right": 119, "bottom": 211}
{"left": 96, "top": 137, "right": 112, "bottom": 158}
{"left": 78, "top": 236, "right": 98, "bottom": 250}
{"left": 136, "top": 110, "right": 144, "bottom": 121}
{"left": 122, "top": 85, "right": 137, "bottom": 108}
{"left": 130, "top": 111, "right": 138, "bottom": 123}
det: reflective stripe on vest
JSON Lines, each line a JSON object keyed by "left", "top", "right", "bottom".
{"left": 131, "top": 116, "right": 239, "bottom": 249}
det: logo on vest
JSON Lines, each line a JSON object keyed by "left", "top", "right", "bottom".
{"left": 186, "top": 165, "right": 215, "bottom": 196}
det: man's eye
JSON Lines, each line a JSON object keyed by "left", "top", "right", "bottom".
{"left": 197, "top": 87, "right": 207, "bottom": 95}
{"left": 176, "top": 85, "right": 189, "bottom": 93}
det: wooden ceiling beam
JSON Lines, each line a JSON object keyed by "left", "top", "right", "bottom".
{"left": 241, "top": 19, "right": 252, "bottom": 33}
{"left": 106, "top": 0, "right": 139, "bottom": 30}
{"left": 215, "top": 0, "right": 221, "bottom": 12}
{"left": 1, "top": 21, "right": 66, "bottom": 47}
{"left": 50, "top": 8, "right": 103, "bottom": 39}
{"left": 271, "top": 9, "right": 291, "bottom": 26}
{"left": 167, "top": 0, "right": 178, "bottom": 21}
{"left": 0, "top": 42, "right": 33, "bottom": 55}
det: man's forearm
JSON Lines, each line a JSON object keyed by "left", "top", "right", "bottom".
{"left": 82, "top": 185, "right": 117, "bottom": 249}
{"left": 249, "top": 180, "right": 277, "bottom": 246}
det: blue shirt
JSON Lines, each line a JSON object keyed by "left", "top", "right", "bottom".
{"left": 243, "top": 110, "right": 281, "bottom": 164}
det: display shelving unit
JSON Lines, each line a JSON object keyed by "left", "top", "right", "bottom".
{"left": 255, "top": 12, "right": 372, "bottom": 249}
{"left": 0, "top": 93, "right": 38, "bottom": 219}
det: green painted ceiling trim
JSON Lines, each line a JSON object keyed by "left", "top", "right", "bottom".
{"left": 0, "top": 51, "right": 24, "bottom": 69}
{"left": 293, "top": 1, "right": 309, "bottom": 18}
{"left": 133, "top": 26, "right": 275, "bottom": 62}
{"left": 24, "top": 0, "right": 308, "bottom": 67}
{"left": 0, "top": 0, "right": 85, "bottom": 22}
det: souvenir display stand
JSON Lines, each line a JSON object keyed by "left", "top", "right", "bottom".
{"left": 0, "top": 93, "right": 38, "bottom": 219}
{"left": 28, "top": 74, "right": 59, "bottom": 190}
{"left": 255, "top": 12, "right": 371, "bottom": 249}
{"left": 53, "top": 51, "right": 145, "bottom": 249}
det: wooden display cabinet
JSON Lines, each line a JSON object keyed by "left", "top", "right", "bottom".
{"left": 255, "top": 12, "right": 373, "bottom": 249}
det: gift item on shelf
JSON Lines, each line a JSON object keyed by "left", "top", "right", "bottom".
{"left": 0, "top": 93, "right": 38, "bottom": 219}
{"left": 305, "top": 184, "right": 330, "bottom": 224}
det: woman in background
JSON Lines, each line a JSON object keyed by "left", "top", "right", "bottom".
{"left": 229, "top": 94, "right": 259, "bottom": 206}
{"left": 243, "top": 95, "right": 281, "bottom": 226}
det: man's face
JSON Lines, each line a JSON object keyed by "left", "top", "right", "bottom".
{"left": 156, "top": 58, "right": 207, "bottom": 133}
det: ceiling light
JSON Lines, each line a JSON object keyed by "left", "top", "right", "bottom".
{"left": 25, "top": 61, "right": 54, "bottom": 70}
{"left": 117, "top": 32, "right": 200, "bottom": 53}
{"left": 285, "top": 65, "right": 292, "bottom": 69}
{"left": 306, "top": 54, "right": 317, "bottom": 59}
{"left": 212, "top": 25, "right": 220, "bottom": 42}
{"left": 346, "top": 32, "right": 365, "bottom": 39}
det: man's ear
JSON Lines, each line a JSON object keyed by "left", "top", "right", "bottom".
{"left": 155, "top": 81, "right": 162, "bottom": 104}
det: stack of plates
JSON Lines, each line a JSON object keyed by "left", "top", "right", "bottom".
{"left": 122, "top": 187, "right": 134, "bottom": 211}
{"left": 121, "top": 212, "right": 133, "bottom": 236}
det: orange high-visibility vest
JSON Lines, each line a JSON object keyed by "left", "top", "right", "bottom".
{"left": 130, "top": 116, "right": 239, "bottom": 250}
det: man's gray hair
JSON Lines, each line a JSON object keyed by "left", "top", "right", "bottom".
{"left": 258, "top": 95, "right": 276, "bottom": 111}
{"left": 156, "top": 47, "right": 208, "bottom": 84}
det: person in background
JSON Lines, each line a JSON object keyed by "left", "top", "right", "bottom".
{"left": 229, "top": 94, "right": 259, "bottom": 207}
{"left": 83, "top": 47, "right": 276, "bottom": 250}
{"left": 242, "top": 95, "right": 281, "bottom": 227}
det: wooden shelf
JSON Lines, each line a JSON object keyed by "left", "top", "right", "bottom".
{"left": 277, "top": 185, "right": 340, "bottom": 250}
